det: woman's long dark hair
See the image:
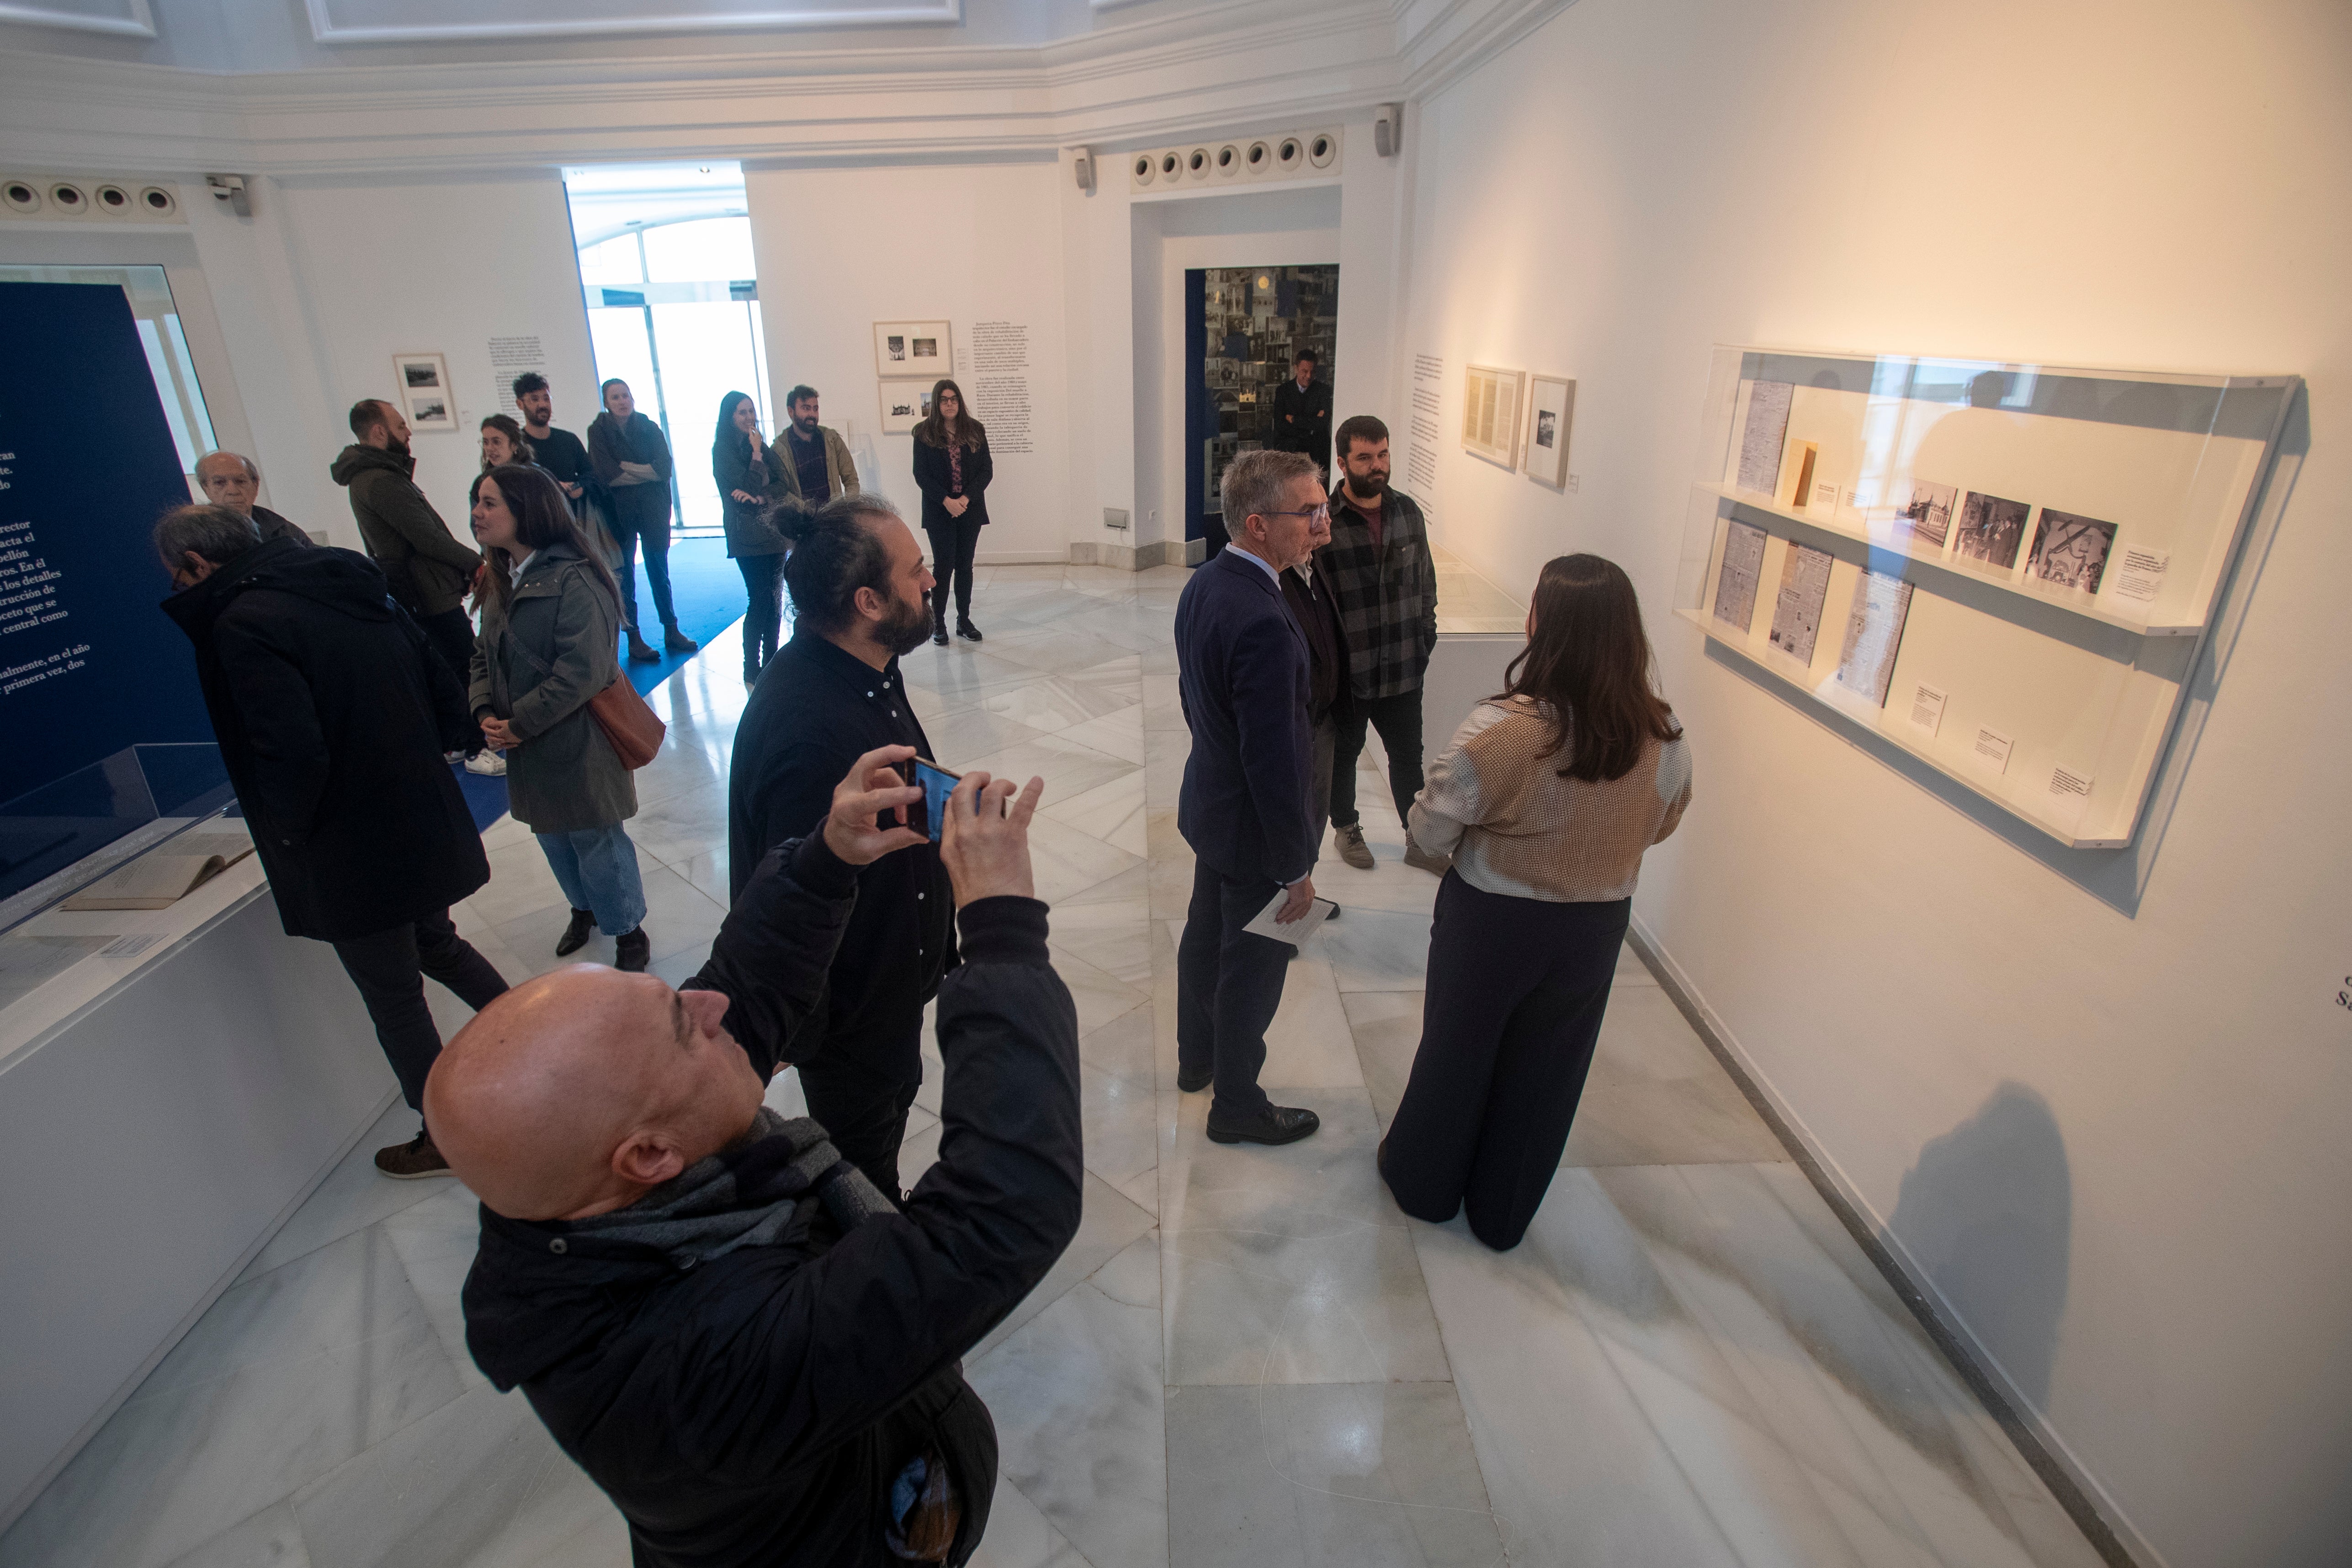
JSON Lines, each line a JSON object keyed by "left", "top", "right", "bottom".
{"left": 1497, "top": 554, "right": 1677, "bottom": 783}
{"left": 471, "top": 464, "right": 621, "bottom": 617}
{"left": 713, "top": 390, "right": 758, "bottom": 460}
{"left": 913, "top": 378, "right": 983, "bottom": 450}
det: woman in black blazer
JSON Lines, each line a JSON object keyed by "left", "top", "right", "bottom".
{"left": 713, "top": 390, "right": 789, "bottom": 681}
{"left": 910, "top": 379, "right": 993, "bottom": 645}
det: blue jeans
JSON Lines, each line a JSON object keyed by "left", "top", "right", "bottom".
{"left": 536, "top": 823, "right": 647, "bottom": 935}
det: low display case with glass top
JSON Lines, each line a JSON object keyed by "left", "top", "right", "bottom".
{"left": 1675, "top": 347, "right": 2300, "bottom": 848}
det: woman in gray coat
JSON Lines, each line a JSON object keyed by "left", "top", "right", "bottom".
{"left": 467, "top": 463, "right": 653, "bottom": 972}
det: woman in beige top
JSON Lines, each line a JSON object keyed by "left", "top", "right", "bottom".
{"left": 1378, "top": 554, "right": 1692, "bottom": 1250}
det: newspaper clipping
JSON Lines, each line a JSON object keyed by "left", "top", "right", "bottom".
{"left": 1736, "top": 381, "right": 1794, "bottom": 496}
{"left": 1833, "top": 570, "right": 1917, "bottom": 707}
{"left": 1768, "top": 542, "right": 1834, "bottom": 664}
{"left": 1713, "top": 519, "right": 1768, "bottom": 633}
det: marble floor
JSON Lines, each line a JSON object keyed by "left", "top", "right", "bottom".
{"left": 0, "top": 562, "right": 2105, "bottom": 1568}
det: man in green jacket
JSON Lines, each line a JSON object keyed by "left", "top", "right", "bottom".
{"left": 332, "top": 398, "right": 499, "bottom": 770}
{"left": 763, "top": 384, "right": 858, "bottom": 525}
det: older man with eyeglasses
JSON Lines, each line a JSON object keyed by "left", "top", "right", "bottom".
{"left": 1169, "top": 447, "right": 1327, "bottom": 1147}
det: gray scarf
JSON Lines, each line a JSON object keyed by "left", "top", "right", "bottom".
{"left": 565, "top": 1107, "right": 897, "bottom": 1269}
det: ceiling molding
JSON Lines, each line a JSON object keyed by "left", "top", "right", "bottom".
{"left": 0, "top": 0, "right": 1570, "bottom": 177}
{"left": 303, "top": 0, "right": 957, "bottom": 47}
{"left": 0, "top": 0, "right": 150, "bottom": 38}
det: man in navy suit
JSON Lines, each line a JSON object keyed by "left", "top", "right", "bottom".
{"left": 1173, "top": 448, "right": 1327, "bottom": 1146}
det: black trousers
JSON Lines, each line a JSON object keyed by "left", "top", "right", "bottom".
{"left": 796, "top": 1021, "right": 924, "bottom": 1197}
{"left": 1330, "top": 687, "right": 1425, "bottom": 829}
{"left": 736, "top": 552, "right": 785, "bottom": 674}
{"left": 607, "top": 483, "right": 676, "bottom": 631}
{"left": 416, "top": 606, "right": 485, "bottom": 756}
{"left": 1380, "top": 874, "right": 1628, "bottom": 1250}
{"left": 1175, "top": 859, "right": 1289, "bottom": 1118}
{"left": 329, "top": 908, "right": 510, "bottom": 1116}
{"left": 925, "top": 514, "right": 982, "bottom": 622}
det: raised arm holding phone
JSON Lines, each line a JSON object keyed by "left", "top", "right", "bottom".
{"left": 431, "top": 744, "right": 1071, "bottom": 1568}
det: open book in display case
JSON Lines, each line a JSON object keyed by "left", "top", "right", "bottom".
{"left": 1674, "top": 345, "right": 2300, "bottom": 849}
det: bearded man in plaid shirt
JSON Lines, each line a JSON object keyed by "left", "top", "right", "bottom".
{"left": 1317, "top": 415, "right": 1446, "bottom": 876}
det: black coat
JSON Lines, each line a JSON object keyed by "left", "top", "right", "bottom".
{"left": 462, "top": 832, "right": 1083, "bottom": 1568}
{"left": 250, "top": 506, "right": 312, "bottom": 548}
{"left": 159, "top": 538, "right": 488, "bottom": 941}
{"left": 910, "top": 433, "right": 993, "bottom": 533}
{"left": 1174, "top": 548, "right": 1317, "bottom": 886}
{"left": 1270, "top": 375, "right": 1331, "bottom": 462}
{"left": 727, "top": 631, "right": 954, "bottom": 1076}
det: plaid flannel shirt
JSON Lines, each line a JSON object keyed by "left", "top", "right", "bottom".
{"left": 1316, "top": 486, "right": 1437, "bottom": 701}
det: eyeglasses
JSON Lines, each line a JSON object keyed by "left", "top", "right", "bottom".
{"left": 1262, "top": 505, "right": 1332, "bottom": 525}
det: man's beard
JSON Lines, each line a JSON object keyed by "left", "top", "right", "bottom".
{"left": 387, "top": 434, "right": 412, "bottom": 461}
{"left": 878, "top": 589, "right": 933, "bottom": 657}
{"left": 1346, "top": 468, "right": 1388, "bottom": 500}
{"left": 794, "top": 415, "right": 819, "bottom": 436}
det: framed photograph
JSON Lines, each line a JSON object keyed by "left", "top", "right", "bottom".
{"left": 878, "top": 379, "right": 933, "bottom": 436}
{"left": 2028, "top": 509, "right": 2118, "bottom": 595}
{"left": 1523, "top": 373, "right": 1576, "bottom": 489}
{"left": 391, "top": 352, "right": 456, "bottom": 432}
{"left": 1461, "top": 362, "right": 1524, "bottom": 470}
{"left": 873, "top": 321, "right": 951, "bottom": 377}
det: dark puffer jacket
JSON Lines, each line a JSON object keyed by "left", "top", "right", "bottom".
{"left": 158, "top": 537, "right": 487, "bottom": 941}
{"left": 462, "top": 832, "right": 1084, "bottom": 1568}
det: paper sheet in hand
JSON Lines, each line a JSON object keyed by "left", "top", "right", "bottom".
{"left": 1244, "top": 891, "right": 1337, "bottom": 947}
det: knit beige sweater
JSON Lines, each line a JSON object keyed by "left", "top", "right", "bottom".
{"left": 1408, "top": 696, "right": 1692, "bottom": 902}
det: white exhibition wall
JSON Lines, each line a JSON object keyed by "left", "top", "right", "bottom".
{"left": 743, "top": 161, "right": 1074, "bottom": 564}
{"left": 1398, "top": 3, "right": 2352, "bottom": 1567}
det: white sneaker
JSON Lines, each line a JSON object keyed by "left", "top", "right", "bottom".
{"left": 464, "top": 751, "right": 508, "bottom": 776}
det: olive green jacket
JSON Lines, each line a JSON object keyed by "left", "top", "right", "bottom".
{"left": 762, "top": 424, "right": 859, "bottom": 517}
{"left": 468, "top": 543, "right": 636, "bottom": 833}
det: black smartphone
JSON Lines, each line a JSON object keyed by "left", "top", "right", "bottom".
{"left": 899, "top": 756, "right": 961, "bottom": 842}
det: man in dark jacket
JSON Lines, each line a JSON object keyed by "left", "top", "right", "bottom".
{"left": 1172, "top": 448, "right": 1323, "bottom": 1146}
{"left": 329, "top": 398, "right": 493, "bottom": 764}
{"left": 588, "top": 377, "right": 697, "bottom": 663}
{"left": 155, "top": 505, "right": 506, "bottom": 1179}
{"left": 430, "top": 747, "right": 1078, "bottom": 1568}
{"left": 728, "top": 493, "right": 948, "bottom": 1195}
{"left": 1269, "top": 349, "right": 1331, "bottom": 476}
{"left": 510, "top": 372, "right": 591, "bottom": 513}
{"left": 1320, "top": 414, "right": 1444, "bottom": 876}
{"left": 196, "top": 450, "right": 312, "bottom": 547}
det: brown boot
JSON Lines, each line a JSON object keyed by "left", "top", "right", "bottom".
{"left": 663, "top": 625, "right": 699, "bottom": 654}
{"left": 626, "top": 628, "right": 660, "bottom": 663}
{"left": 1402, "top": 834, "right": 1451, "bottom": 877}
{"left": 374, "top": 1128, "right": 451, "bottom": 1180}
{"left": 1333, "top": 822, "right": 1375, "bottom": 871}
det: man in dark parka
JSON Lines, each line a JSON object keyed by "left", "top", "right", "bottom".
{"left": 156, "top": 505, "right": 506, "bottom": 1179}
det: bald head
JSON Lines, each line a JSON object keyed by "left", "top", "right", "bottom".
{"left": 425, "top": 964, "right": 763, "bottom": 1220}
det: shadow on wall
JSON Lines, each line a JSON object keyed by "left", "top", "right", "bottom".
{"left": 1889, "top": 1081, "right": 2071, "bottom": 1408}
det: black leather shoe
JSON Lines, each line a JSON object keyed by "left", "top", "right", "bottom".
{"left": 555, "top": 907, "right": 595, "bottom": 957}
{"left": 956, "top": 618, "right": 983, "bottom": 642}
{"left": 1325, "top": 903, "right": 1342, "bottom": 922}
{"left": 1177, "top": 1064, "right": 1211, "bottom": 1093}
{"left": 932, "top": 617, "right": 950, "bottom": 647}
{"left": 1206, "top": 1103, "right": 1320, "bottom": 1146}
{"left": 614, "top": 927, "right": 650, "bottom": 973}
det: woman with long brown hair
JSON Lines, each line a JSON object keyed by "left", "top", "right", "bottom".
{"left": 1378, "top": 554, "right": 1693, "bottom": 1250}
{"left": 909, "top": 377, "right": 993, "bottom": 645}
{"left": 466, "top": 463, "right": 656, "bottom": 972}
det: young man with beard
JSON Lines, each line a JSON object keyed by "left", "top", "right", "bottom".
{"left": 726, "top": 493, "right": 949, "bottom": 1197}
{"left": 1320, "top": 415, "right": 1445, "bottom": 875}
{"left": 510, "top": 372, "right": 592, "bottom": 513}
{"left": 764, "top": 383, "right": 859, "bottom": 521}
{"left": 331, "top": 398, "right": 495, "bottom": 769}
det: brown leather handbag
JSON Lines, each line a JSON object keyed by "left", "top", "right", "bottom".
{"left": 587, "top": 677, "right": 665, "bottom": 770}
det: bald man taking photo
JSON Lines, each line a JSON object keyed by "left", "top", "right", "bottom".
{"left": 430, "top": 746, "right": 1080, "bottom": 1568}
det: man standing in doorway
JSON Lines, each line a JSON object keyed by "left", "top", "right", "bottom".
{"left": 1270, "top": 348, "right": 1331, "bottom": 478}
{"left": 764, "top": 384, "right": 859, "bottom": 524}
{"left": 511, "top": 372, "right": 592, "bottom": 515}
{"left": 1322, "top": 414, "right": 1444, "bottom": 875}
{"left": 331, "top": 399, "right": 500, "bottom": 774}
{"left": 196, "top": 450, "right": 312, "bottom": 547}
{"left": 589, "top": 377, "right": 698, "bottom": 664}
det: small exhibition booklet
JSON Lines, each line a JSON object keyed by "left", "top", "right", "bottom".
{"left": 1243, "top": 890, "right": 1337, "bottom": 948}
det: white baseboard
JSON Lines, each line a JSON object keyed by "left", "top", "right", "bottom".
{"left": 1067, "top": 539, "right": 1189, "bottom": 570}
{"left": 1625, "top": 911, "right": 2160, "bottom": 1568}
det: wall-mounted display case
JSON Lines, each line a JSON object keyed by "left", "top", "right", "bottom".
{"left": 1675, "top": 346, "right": 2299, "bottom": 848}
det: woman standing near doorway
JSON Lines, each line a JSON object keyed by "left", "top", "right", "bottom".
{"left": 713, "top": 391, "right": 788, "bottom": 682}
{"left": 910, "top": 378, "right": 993, "bottom": 646}
{"left": 1377, "top": 554, "right": 1693, "bottom": 1251}
{"left": 588, "top": 378, "right": 697, "bottom": 664}
{"left": 467, "top": 464, "right": 656, "bottom": 973}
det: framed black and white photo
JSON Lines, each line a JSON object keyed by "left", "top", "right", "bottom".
{"left": 391, "top": 351, "right": 457, "bottom": 432}
{"left": 878, "top": 379, "right": 933, "bottom": 436}
{"left": 1523, "top": 373, "right": 1576, "bottom": 489}
{"left": 2028, "top": 509, "right": 2118, "bottom": 595}
{"left": 873, "top": 321, "right": 951, "bottom": 377}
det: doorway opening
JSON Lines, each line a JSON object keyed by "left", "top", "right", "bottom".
{"left": 1184, "top": 263, "right": 1339, "bottom": 554}
{"left": 562, "top": 163, "right": 769, "bottom": 538}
